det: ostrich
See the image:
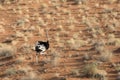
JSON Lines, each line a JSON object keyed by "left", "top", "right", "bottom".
{"left": 35, "top": 29, "right": 49, "bottom": 63}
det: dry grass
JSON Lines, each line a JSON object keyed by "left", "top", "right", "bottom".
{"left": 114, "top": 63, "right": 120, "bottom": 72}
{"left": 82, "top": 62, "right": 107, "bottom": 79}
{"left": 82, "top": 62, "right": 98, "bottom": 77}
{"left": 74, "top": 0, "right": 88, "bottom": 5}
{"left": 94, "top": 39, "right": 105, "bottom": 54}
{"left": 0, "top": 45, "right": 15, "bottom": 57}
{"left": 15, "top": 56, "right": 25, "bottom": 64}
{"left": 20, "top": 72, "right": 41, "bottom": 80}
{"left": 50, "top": 50, "right": 61, "bottom": 67}
{"left": 0, "top": 0, "right": 119, "bottom": 80}
{"left": 108, "top": 0, "right": 118, "bottom": 4}
{"left": 19, "top": 65, "right": 42, "bottom": 80}
{"left": 0, "top": 25, "right": 5, "bottom": 33}
{"left": 71, "top": 68, "right": 80, "bottom": 76}
{"left": 5, "top": 68, "right": 17, "bottom": 76}
{"left": 19, "top": 43, "right": 32, "bottom": 54}
{"left": 93, "top": 69, "right": 107, "bottom": 80}
{"left": 67, "top": 38, "right": 87, "bottom": 49}
{"left": 82, "top": 53, "right": 91, "bottom": 61}
{"left": 17, "top": 65, "right": 33, "bottom": 74}
{"left": 99, "top": 50, "right": 113, "bottom": 62}
{"left": 15, "top": 31, "right": 24, "bottom": 38}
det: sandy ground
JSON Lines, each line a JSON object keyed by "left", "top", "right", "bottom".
{"left": 0, "top": 0, "right": 120, "bottom": 80}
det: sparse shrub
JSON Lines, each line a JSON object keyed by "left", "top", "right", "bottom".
{"left": 41, "top": 3, "right": 48, "bottom": 9}
{"left": 68, "top": 25, "right": 74, "bottom": 31}
{"left": 4, "top": 0, "right": 18, "bottom": 4}
{"left": 74, "top": 0, "right": 88, "bottom": 4}
{"left": 82, "top": 62, "right": 107, "bottom": 79}
{"left": 60, "top": 0, "right": 67, "bottom": 3}
{"left": 51, "top": 55, "right": 60, "bottom": 67}
{"left": 0, "top": 25, "right": 5, "bottom": 33}
{"left": 2, "top": 37, "right": 13, "bottom": 44}
{"left": 106, "top": 35, "right": 120, "bottom": 46}
{"left": 50, "top": 51, "right": 61, "bottom": 67}
{"left": 99, "top": 50, "right": 113, "bottom": 62}
{"left": 114, "top": 39, "right": 120, "bottom": 46}
{"left": 75, "top": 39, "right": 87, "bottom": 48}
{"left": 15, "top": 56, "right": 25, "bottom": 64}
{"left": 23, "top": 29, "right": 33, "bottom": 38}
{"left": 21, "top": 77, "right": 40, "bottom": 80}
{"left": 108, "top": 0, "right": 117, "bottom": 4}
{"left": 16, "top": 18, "right": 26, "bottom": 27}
{"left": 19, "top": 43, "right": 32, "bottom": 54}
{"left": 14, "top": 31, "right": 24, "bottom": 38}
{"left": 115, "top": 64, "right": 120, "bottom": 72}
{"left": 5, "top": 68, "right": 17, "bottom": 76}
{"left": 23, "top": 36, "right": 28, "bottom": 42}
{"left": 18, "top": 65, "right": 33, "bottom": 74}
{"left": 94, "top": 40, "right": 105, "bottom": 54}
{"left": 67, "top": 16, "right": 77, "bottom": 25}
{"left": 93, "top": 69, "right": 107, "bottom": 80}
{"left": 67, "top": 39, "right": 87, "bottom": 49}
{"left": 73, "top": 33, "right": 79, "bottom": 39}
{"left": 54, "top": 72, "right": 60, "bottom": 77}
{"left": 91, "top": 33, "right": 97, "bottom": 38}
{"left": 106, "top": 24, "right": 116, "bottom": 32}
{"left": 0, "top": 46, "right": 15, "bottom": 57}
{"left": 82, "top": 62, "right": 98, "bottom": 77}
{"left": 71, "top": 69, "right": 80, "bottom": 76}
{"left": 82, "top": 53, "right": 91, "bottom": 60}
{"left": 74, "top": 0, "right": 81, "bottom": 4}
{"left": 57, "top": 25, "right": 64, "bottom": 31}
{"left": 108, "top": 34, "right": 115, "bottom": 39}
{"left": 37, "top": 17, "right": 46, "bottom": 27}
{"left": 21, "top": 72, "right": 42, "bottom": 80}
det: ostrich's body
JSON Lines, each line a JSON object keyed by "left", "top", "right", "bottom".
{"left": 35, "top": 41, "right": 49, "bottom": 54}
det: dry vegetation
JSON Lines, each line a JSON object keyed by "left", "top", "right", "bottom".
{"left": 0, "top": 0, "right": 120, "bottom": 80}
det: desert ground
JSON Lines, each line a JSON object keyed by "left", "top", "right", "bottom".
{"left": 0, "top": 0, "right": 120, "bottom": 80}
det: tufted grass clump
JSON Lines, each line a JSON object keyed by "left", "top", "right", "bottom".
{"left": 70, "top": 69, "right": 80, "bottom": 76}
{"left": 50, "top": 50, "right": 61, "bottom": 67}
{"left": 5, "top": 68, "right": 17, "bottom": 76}
{"left": 82, "top": 53, "right": 91, "bottom": 61}
{"left": 15, "top": 56, "right": 25, "bottom": 64}
{"left": 99, "top": 50, "right": 113, "bottom": 62}
{"left": 81, "top": 62, "right": 98, "bottom": 77}
{"left": 67, "top": 38, "right": 87, "bottom": 49}
{"left": 0, "top": 46, "right": 15, "bottom": 57}
{"left": 94, "top": 40, "right": 105, "bottom": 54}
{"left": 19, "top": 43, "right": 32, "bottom": 54}
{"left": 21, "top": 77, "right": 40, "bottom": 80}
{"left": 20, "top": 71, "right": 42, "bottom": 80}
{"left": 82, "top": 62, "right": 107, "bottom": 79}
{"left": 113, "top": 63, "right": 120, "bottom": 72}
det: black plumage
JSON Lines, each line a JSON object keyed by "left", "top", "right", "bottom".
{"left": 35, "top": 40, "right": 49, "bottom": 54}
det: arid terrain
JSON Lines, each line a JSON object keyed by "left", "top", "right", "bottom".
{"left": 0, "top": 0, "right": 120, "bottom": 80}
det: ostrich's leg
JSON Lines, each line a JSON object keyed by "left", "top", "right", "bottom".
{"left": 36, "top": 53, "right": 39, "bottom": 64}
{"left": 38, "top": 53, "right": 41, "bottom": 62}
